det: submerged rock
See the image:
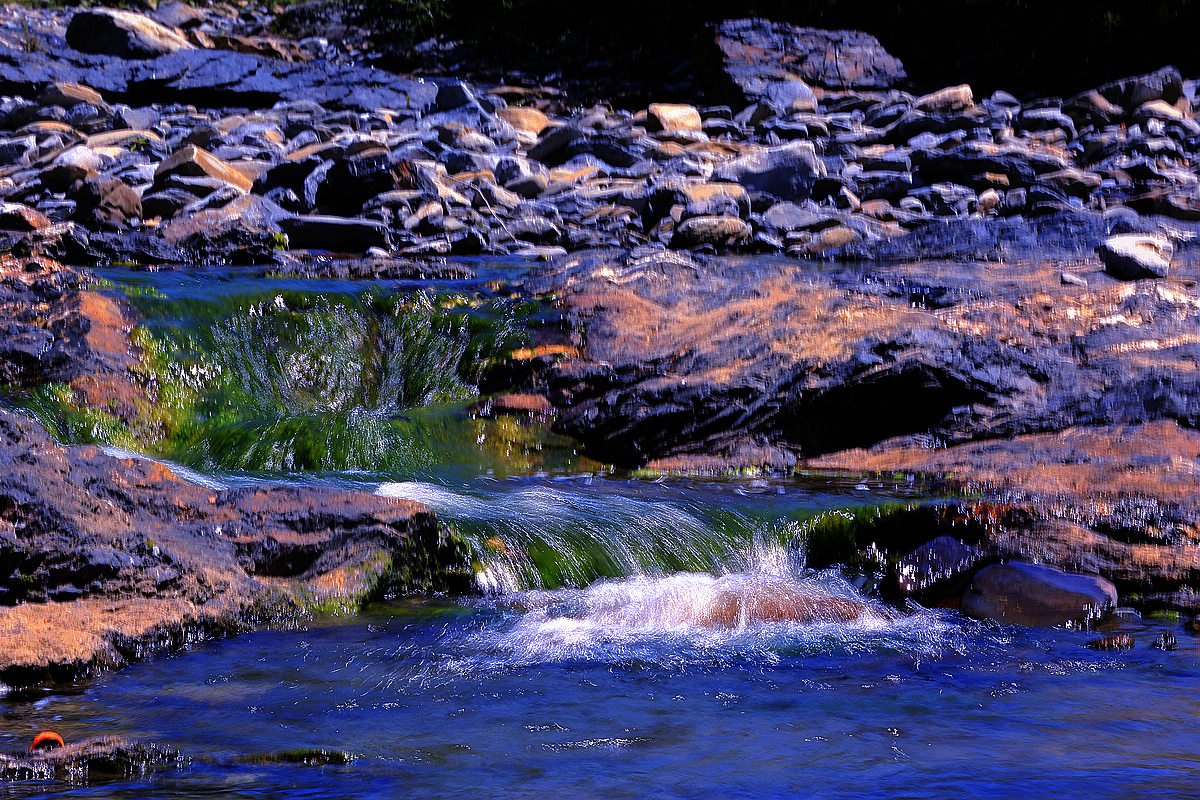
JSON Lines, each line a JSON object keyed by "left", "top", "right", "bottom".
{"left": 0, "top": 737, "right": 182, "bottom": 783}
{"left": 961, "top": 563, "right": 1117, "bottom": 626}
{"left": 1086, "top": 634, "right": 1134, "bottom": 651}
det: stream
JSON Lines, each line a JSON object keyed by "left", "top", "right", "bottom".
{"left": 2, "top": 264, "right": 1198, "bottom": 798}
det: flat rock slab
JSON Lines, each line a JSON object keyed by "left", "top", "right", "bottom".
{"left": 0, "top": 43, "right": 436, "bottom": 114}
{"left": 713, "top": 18, "right": 907, "bottom": 99}
{"left": 810, "top": 421, "right": 1200, "bottom": 599}
{"left": 523, "top": 248, "right": 1200, "bottom": 466}
{"left": 0, "top": 408, "right": 461, "bottom": 686}
{"left": 0, "top": 737, "right": 181, "bottom": 783}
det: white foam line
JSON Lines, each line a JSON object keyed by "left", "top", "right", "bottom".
{"left": 100, "top": 446, "right": 229, "bottom": 490}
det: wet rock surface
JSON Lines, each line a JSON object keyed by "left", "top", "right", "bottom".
{"left": 960, "top": 562, "right": 1117, "bottom": 627}
{"left": 0, "top": 408, "right": 464, "bottom": 686}
{"left": 508, "top": 246, "right": 1200, "bottom": 620}
{"left": 519, "top": 247, "right": 1200, "bottom": 466}
{"left": 810, "top": 422, "right": 1200, "bottom": 613}
{"left": 0, "top": 2, "right": 1196, "bottom": 659}
{"left": 0, "top": 736, "right": 183, "bottom": 783}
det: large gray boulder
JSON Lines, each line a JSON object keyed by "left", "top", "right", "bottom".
{"left": 1098, "top": 233, "right": 1173, "bottom": 280}
{"left": 712, "top": 19, "right": 906, "bottom": 109}
{"left": 713, "top": 141, "right": 825, "bottom": 200}
{"left": 961, "top": 562, "right": 1117, "bottom": 627}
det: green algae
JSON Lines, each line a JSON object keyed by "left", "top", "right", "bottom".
{"left": 23, "top": 278, "right": 589, "bottom": 479}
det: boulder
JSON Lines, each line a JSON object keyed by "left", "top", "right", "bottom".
{"left": 36, "top": 81, "right": 106, "bottom": 110}
{"left": 1098, "top": 233, "right": 1172, "bottom": 280}
{"left": 762, "top": 201, "right": 829, "bottom": 230}
{"left": 671, "top": 215, "right": 752, "bottom": 248}
{"left": 0, "top": 202, "right": 51, "bottom": 231}
{"left": 915, "top": 84, "right": 974, "bottom": 113}
{"left": 313, "top": 154, "right": 397, "bottom": 215}
{"left": 72, "top": 177, "right": 142, "bottom": 229}
{"left": 151, "top": 1, "right": 207, "bottom": 30}
{"left": 160, "top": 194, "right": 287, "bottom": 260}
{"left": 153, "top": 144, "right": 254, "bottom": 194}
{"left": 66, "top": 8, "right": 195, "bottom": 59}
{"left": 960, "top": 562, "right": 1117, "bottom": 626}
{"left": 646, "top": 103, "right": 703, "bottom": 133}
{"left": 793, "top": 223, "right": 857, "bottom": 255}
{"left": 712, "top": 19, "right": 906, "bottom": 103}
{"left": 1091, "top": 66, "right": 1183, "bottom": 110}
{"left": 892, "top": 536, "right": 984, "bottom": 597}
{"left": 1156, "top": 190, "right": 1200, "bottom": 221}
{"left": 713, "top": 140, "right": 824, "bottom": 200}
{"left": 497, "top": 106, "right": 552, "bottom": 136}
{"left": 278, "top": 214, "right": 391, "bottom": 252}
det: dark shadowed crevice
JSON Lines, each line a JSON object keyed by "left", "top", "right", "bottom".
{"left": 782, "top": 364, "right": 985, "bottom": 455}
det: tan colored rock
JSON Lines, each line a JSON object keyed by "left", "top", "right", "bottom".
{"left": 646, "top": 103, "right": 703, "bottom": 133}
{"left": 86, "top": 129, "right": 166, "bottom": 150}
{"left": 36, "top": 82, "right": 105, "bottom": 109}
{"left": 0, "top": 202, "right": 50, "bottom": 231}
{"left": 977, "top": 187, "right": 1001, "bottom": 214}
{"left": 497, "top": 107, "right": 553, "bottom": 136}
{"left": 673, "top": 180, "right": 751, "bottom": 219}
{"left": 1135, "top": 99, "right": 1185, "bottom": 122}
{"left": 66, "top": 8, "right": 194, "bottom": 59}
{"left": 153, "top": 144, "right": 254, "bottom": 193}
{"left": 548, "top": 165, "right": 603, "bottom": 185}
{"left": 803, "top": 224, "right": 857, "bottom": 254}
{"left": 672, "top": 215, "right": 751, "bottom": 248}
{"left": 915, "top": 84, "right": 974, "bottom": 113}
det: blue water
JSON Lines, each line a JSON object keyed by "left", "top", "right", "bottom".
{"left": 3, "top": 598, "right": 1197, "bottom": 799}
{"left": 2, "top": 476, "right": 1198, "bottom": 799}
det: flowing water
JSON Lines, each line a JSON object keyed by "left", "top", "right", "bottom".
{"left": 2, "top": 266, "right": 1198, "bottom": 798}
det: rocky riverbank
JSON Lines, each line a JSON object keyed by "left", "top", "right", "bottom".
{"left": 0, "top": 249, "right": 467, "bottom": 688}
{"left": 2, "top": 6, "right": 1200, "bottom": 268}
{"left": 1, "top": 1, "right": 1199, "bottom": 697}
{"left": 0, "top": 405, "right": 466, "bottom": 688}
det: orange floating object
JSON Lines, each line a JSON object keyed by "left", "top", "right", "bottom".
{"left": 30, "top": 731, "right": 65, "bottom": 752}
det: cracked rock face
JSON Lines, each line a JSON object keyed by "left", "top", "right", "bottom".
{"left": 0, "top": 408, "right": 463, "bottom": 686}
{"left": 521, "top": 248, "right": 1200, "bottom": 466}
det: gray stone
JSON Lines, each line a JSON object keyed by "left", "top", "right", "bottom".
{"left": 961, "top": 562, "right": 1117, "bottom": 627}
{"left": 672, "top": 215, "right": 751, "bottom": 248}
{"left": 1098, "top": 233, "right": 1172, "bottom": 280}
{"left": 713, "top": 141, "right": 824, "bottom": 200}
{"left": 713, "top": 19, "right": 906, "bottom": 98}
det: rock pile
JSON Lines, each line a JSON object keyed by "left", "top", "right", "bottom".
{"left": 0, "top": 8, "right": 1197, "bottom": 268}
